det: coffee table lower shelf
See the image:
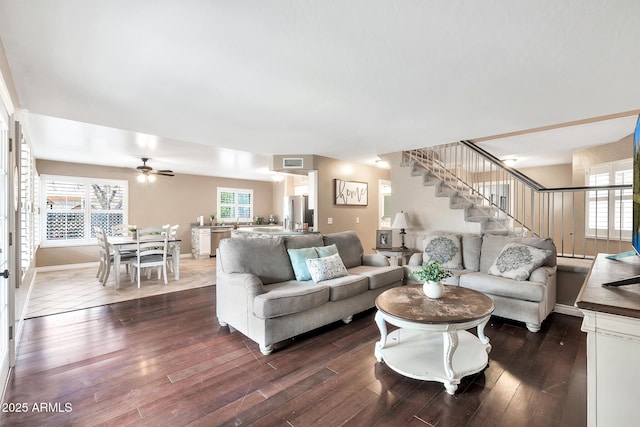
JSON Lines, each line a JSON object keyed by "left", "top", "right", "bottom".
{"left": 376, "top": 328, "right": 490, "bottom": 394}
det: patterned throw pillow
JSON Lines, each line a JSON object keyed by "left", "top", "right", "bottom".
{"left": 306, "top": 253, "right": 348, "bottom": 283}
{"left": 488, "top": 243, "right": 552, "bottom": 281}
{"left": 287, "top": 247, "right": 318, "bottom": 281}
{"left": 422, "top": 234, "right": 463, "bottom": 269}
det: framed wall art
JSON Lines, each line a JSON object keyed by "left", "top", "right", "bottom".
{"left": 376, "top": 230, "right": 392, "bottom": 249}
{"left": 334, "top": 179, "right": 368, "bottom": 206}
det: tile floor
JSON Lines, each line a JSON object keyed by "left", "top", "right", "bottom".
{"left": 26, "top": 257, "right": 217, "bottom": 318}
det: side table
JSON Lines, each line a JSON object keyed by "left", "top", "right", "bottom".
{"left": 374, "top": 247, "right": 417, "bottom": 266}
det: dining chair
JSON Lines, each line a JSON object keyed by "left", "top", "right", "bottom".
{"left": 96, "top": 226, "right": 135, "bottom": 286}
{"left": 166, "top": 224, "right": 180, "bottom": 273}
{"left": 112, "top": 223, "right": 136, "bottom": 237}
{"left": 130, "top": 227, "right": 169, "bottom": 288}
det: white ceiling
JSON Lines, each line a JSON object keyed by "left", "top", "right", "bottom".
{"left": 1, "top": 1, "right": 639, "bottom": 180}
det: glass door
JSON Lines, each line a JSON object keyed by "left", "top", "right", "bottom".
{"left": 0, "top": 109, "right": 10, "bottom": 390}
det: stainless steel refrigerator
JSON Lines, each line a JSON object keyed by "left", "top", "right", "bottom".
{"left": 283, "top": 195, "right": 314, "bottom": 231}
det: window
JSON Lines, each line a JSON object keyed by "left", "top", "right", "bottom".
{"left": 41, "top": 175, "right": 128, "bottom": 246}
{"left": 217, "top": 187, "right": 253, "bottom": 223}
{"left": 586, "top": 159, "right": 632, "bottom": 239}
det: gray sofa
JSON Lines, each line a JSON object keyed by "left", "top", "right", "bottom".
{"left": 404, "top": 233, "right": 557, "bottom": 332}
{"left": 216, "top": 230, "right": 405, "bottom": 354}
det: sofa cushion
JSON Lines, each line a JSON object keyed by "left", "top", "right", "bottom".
{"left": 323, "top": 231, "right": 364, "bottom": 269}
{"left": 254, "top": 281, "right": 330, "bottom": 318}
{"left": 422, "top": 234, "right": 463, "bottom": 269}
{"left": 321, "top": 274, "right": 369, "bottom": 301}
{"left": 348, "top": 265, "right": 404, "bottom": 289}
{"left": 283, "top": 234, "right": 324, "bottom": 250}
{"left": 306, "top": 253, "right": 349, "bottom": 283}
{"left": 316, "top": 243, "right": 339, "bottom": 258}
{"left": 461, "top": 234, "right": 483, "bottom": 271}
{"left": 488, "top": 243, "right": 552, "bottom": 281}
{"left": 219, "top": 237, "right": 295, "bottom": 285}
{"left": 479, "top": 234, "right": 557, "bottom": 273}
{"left": 287, "top": 247, "right": 318, "bottom": 281}
{"left": 459, "top": 272, "right": 546, "bottom": 302}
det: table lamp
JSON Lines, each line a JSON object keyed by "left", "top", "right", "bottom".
{"left": 391, "top": 211, "right": 410, "bottom": 249}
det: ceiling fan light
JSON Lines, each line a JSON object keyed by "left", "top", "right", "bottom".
{"left": 137, "top": 174, "right": 147, "bottom": 183}
{"left": 147, "top": 174, "right": 156, "bottom": 182}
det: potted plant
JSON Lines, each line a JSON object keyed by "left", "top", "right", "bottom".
{"left": 411, "top": 260, "right": 452, "bottom": 299}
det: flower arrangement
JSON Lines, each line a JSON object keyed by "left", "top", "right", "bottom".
{"left": 411, "top": 260, "right": 452, "bottom": 283}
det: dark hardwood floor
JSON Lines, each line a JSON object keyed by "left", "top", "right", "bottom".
{"left": 1, "top": 286, "right": 586, "bottom": 426}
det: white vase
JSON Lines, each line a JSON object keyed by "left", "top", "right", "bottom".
{"left": 423, "top": 280, "right": 445, "bottom": 299}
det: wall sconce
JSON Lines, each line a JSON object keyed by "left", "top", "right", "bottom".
{"left": 391, "top": 211, "right": 410, "bottom": 249}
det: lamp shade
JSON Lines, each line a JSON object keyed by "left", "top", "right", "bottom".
{"left": 391, "top": 211, "right": 409, "bottom": 229}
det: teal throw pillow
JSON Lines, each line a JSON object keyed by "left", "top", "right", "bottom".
{"left": 315, "top": 244, "right": 338, "bottom": 258}
{"left": 287, "top": 247, "right": 318, "bottom": 281}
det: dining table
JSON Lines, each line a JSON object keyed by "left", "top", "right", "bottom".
{"left": 108, "top": 236, "right": 181, "bottom": 289}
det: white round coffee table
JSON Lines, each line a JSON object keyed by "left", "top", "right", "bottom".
{"left": 374, "top": 285, "right": 494, "bottom": 395}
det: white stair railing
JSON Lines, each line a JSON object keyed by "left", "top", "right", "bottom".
{"left": 403, "top": 141, "right": 632, "bottom": 259}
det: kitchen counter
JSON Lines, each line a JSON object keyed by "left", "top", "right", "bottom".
{"left": 235, "top": 226, "right": 318, "bottom": 236}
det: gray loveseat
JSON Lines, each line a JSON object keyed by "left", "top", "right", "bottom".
{"left": 216, "top": 230, "right": 405, "bottom": 354}
{"left": 404, "top": 233, "right": 557, "bottom": 333}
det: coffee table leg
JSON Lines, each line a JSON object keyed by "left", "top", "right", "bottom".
{"left": 374, "top": 311, "right": 387, "bottom": 362}
{"left": 443, "top": 331, "right": 459, "bottom": 395}
{"left": 477, "top": 317, "right": 492, "bottom": 353}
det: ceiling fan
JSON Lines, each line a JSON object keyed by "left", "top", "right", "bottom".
{"left": 135, "top": 158, "right": 174, "bottom": 182}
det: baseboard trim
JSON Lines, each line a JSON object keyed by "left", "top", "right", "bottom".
{"left": 554, "top": 303, "right": 583, "bottom": 317}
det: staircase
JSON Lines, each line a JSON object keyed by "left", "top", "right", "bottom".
{"left": 400, "top": 141, "right": 632, "bottom": 258}
{"left": 402, "top": 143, "right": 515, "bottom": 234}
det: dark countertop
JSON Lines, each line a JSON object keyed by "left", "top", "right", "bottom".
{"left": 575, "top": 253, "right": 640, "bottom": 319}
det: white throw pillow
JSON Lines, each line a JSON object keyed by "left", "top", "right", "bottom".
{"left": 306, "top": 253, "right": 348, "bottom": 283}
{"left": 488, "top": 243, "right": 552, "bottom": 281}
{"left": 422, "top": 234, "right": 463, "bottom": 269}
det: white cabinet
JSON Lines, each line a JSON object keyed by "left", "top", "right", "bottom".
{"left": 576, "top": 254, "right": 640, "bottom": 427}
{"left": 191, "top": 227, "right": 211, "bottom": 259}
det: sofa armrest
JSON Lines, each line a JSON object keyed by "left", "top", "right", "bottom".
{"left": 529, "top": 265, "right": 557, "bottom": 284}
{"left": 217, "top": 271, "right": 265, "bottom": 297}
{"left": 408, "top": 252, "right": 423, "bottom": 266}
{"left": 363, "top": 254, "right": 391, "bottom": 267}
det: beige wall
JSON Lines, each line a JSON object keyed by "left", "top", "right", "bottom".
{"left": 36, "top": 157, "right": 390, "bottom": 266}
{"left": 315, "top": 156, "right": 391, "bottom": 253}
{"left": 519, "top": 163, "right": 573, "bottom": 188}
{"left": 36, "top": 160, "right": 275, "bottom": 266}
{"left": 0, "top": 40, "right": 18, "bottom": 108}
{"left": 573, "top": 134, "right": 633, "bottom": 185}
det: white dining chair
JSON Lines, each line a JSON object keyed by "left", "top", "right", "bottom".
{"left": 165, "top": 224, "right": 180, "bottom": 273}
{"left": 130, "top": 227, "right": 169, "bottom": 288}
{"left": 96, "top": 226, "right": 135, "bottom": 286}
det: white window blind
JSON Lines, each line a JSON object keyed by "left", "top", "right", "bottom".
{"left": 41, "top": 175, "right": 128, "bottom": 246}
{"left": 217, "top": 187, "right": 253, "bottom": 223}
{"left": 586, "top": 159, "right": 632, "bottom": 239}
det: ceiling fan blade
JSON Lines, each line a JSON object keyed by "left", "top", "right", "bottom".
{"left": 156, "top": 169, "right": 174, "bottom": 174}
{"left": 157, "top": 172, "right": 175, "bottom": 177}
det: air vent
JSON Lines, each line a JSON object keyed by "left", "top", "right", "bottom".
{"left": 283, "top": 158, "right": 304, "bottom": 168}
